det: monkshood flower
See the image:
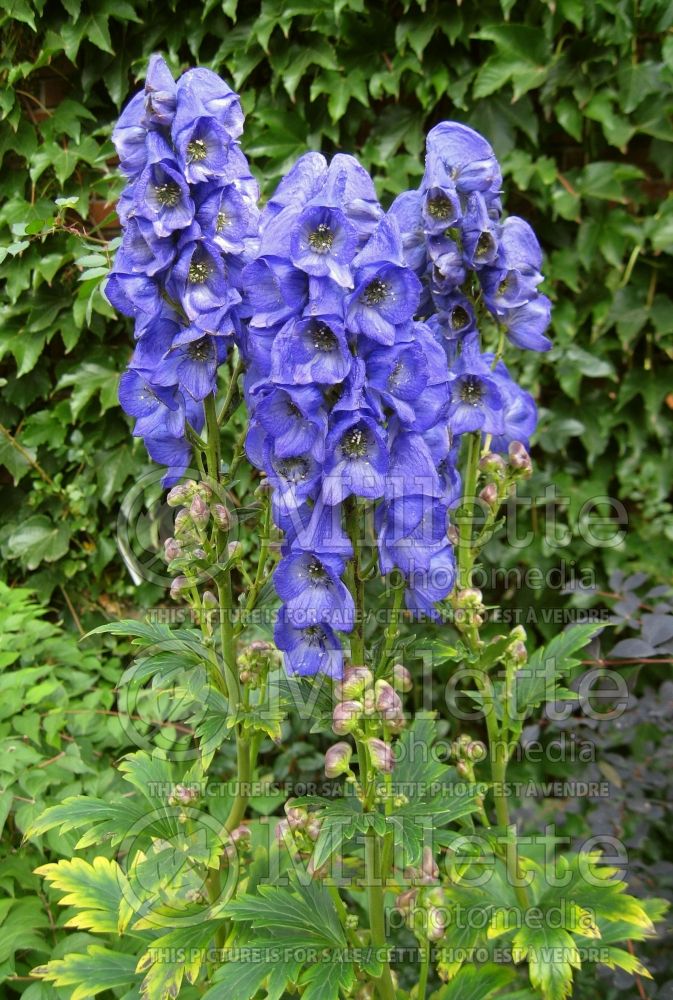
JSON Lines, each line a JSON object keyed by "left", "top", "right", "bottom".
{"left": 108, "top": 55, "right": 259, "bottom": 485}
{"left": 391, "top": 121, "right": 551, "bottom": 354}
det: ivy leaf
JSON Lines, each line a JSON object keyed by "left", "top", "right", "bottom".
{"left": 5, "top": 515, "right": 71, "bottom": 570}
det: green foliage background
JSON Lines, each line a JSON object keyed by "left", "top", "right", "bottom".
{"left": 1, "top": 0, "right": 673, "bottom": 623}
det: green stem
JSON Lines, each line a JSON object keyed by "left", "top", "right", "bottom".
{"left": 417, "top": 936, "right": 430, "bottom": 1000}
{"left": 217, "top": 353, "right": 244, "bottom": 426}
{"left": 457, "top": 432, "right": 480, "bottom": 589}
{"left": 204, "top": 394, "right": 221, "bottom": 483}
{"left": 365, "top": 830, "right": 396, "bottom": 1000}
{"left": 344, "top": 499, "right": 395, "bottom": 999}
{"left": 376, "top": 573, "right": 404, "bottom": 677}
{"left": 345, "top": 496, "right": 366, "bottom": 664}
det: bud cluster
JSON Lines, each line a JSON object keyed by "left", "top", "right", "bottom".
{"left": 396, "top": 847, "right": 447, "bottom": 942}
{"left": 332, "top": 666, "right": 406, "bottom": 739}
{"left": 164, "top": 480, "right": 236, "bottom": 602}
{"left": 275, "top": 799, "right": 324, "bottom": 873}
{"left": 237, "top": 639, "right": 278, "bottom": 689}
{"left": 451, "top": 733, "right": 487, "bottom": 779}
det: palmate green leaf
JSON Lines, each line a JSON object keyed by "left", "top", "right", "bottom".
{"left": 299, "top": 958, "right": 357, "bottom": 1000}
{"left": 204, "top": 939, "right": 302, "bottom": 1000}
{"left": 515, "top": 623, "right": 604, "bottom": 717}
{"left": 224, "top": 877, "right": 346, "bottom": 949}
{"left": 35, "top": 857, "right": 131, "bottom": 935}
{"left": 136, "top": 922, "right": 221, "bottom": 1000}
{"left": 24, "top": 795, "right": 173, "bottom": 849}
{"left": 432, "top": 962, "right": 517, "bottom": 999}
{"left": 33, "top": 946, "right": 141, "bottom": 1000}
{"left": 512, "top": 924, "right": 581, "bottom": 1000}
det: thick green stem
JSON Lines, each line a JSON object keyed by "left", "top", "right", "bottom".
{"left": 365, "top": 830, "right": 396, "bottom": 1000}
{"left": 345, "top": 498, "right": 396, "bottom": 999}
{"left": 417, "top": 936, "right": 430, "bottom": 1000}
{"left": 457, "top": 432, "right": 480, "bottom": 589}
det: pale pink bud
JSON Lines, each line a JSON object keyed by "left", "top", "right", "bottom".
{"left": 392, "top": 663, "right": 413, "bottom": 693}
{"left": 368, "top": 738, "right": 394, "bottom": 774}
{"left": 332, "top": 700, "right": 362, "bottom": 735}
{"left": 164, "top": 536, "right": 182, "bottom": 562}
{"left": 325, "top": 741, "right": 353, "bottom": 778}
{"left": 190, "top": 493, "right": 209, "bottom": 528}
{"left": 375, "top": 679, "right": 403, "bottom": 720}
{"left": 427, "top": 906, "right": 446, "bottom": 941}
{"left": 508, "top": 440, "right": 532, "bottom": 476}
{"left": 479, "top": 483, "right": 498, "bottom": 508}
{"left": 337, "top": 665, "right": 373, "bottom": 700}
{"left": 212, "top": 503, "right": 231, "bottom": 530}
{"left": 170, "top": 575, "right": 189, "bottom": 600}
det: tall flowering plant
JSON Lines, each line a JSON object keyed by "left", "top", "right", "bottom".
{"left": 28, "top": 58, "right": 667, "bottom": 1000}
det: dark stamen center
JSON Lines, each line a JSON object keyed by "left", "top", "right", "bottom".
{"left": 459, "top": 376, "right": 485, "bottom": 406}
{"left": 277, "top": 458, "right": 309, "bottom": 483}
{"left": 308, "top": 223, "right": 334, "bottom": 253}
{"left": 342, "top": 426, "right": 369, "bottom": 458}
{"left": 303, "top": 625, "right": 326, "bottom": 645}
{"left": 475, "top": 232, "right": 495, "bottom": 259}
{"left": 216, "top": 211, "right": 229, "bottom": 232}
{"left": 307, "top": 559, "right": 328, "bottom": 583}
{"left": 363, "top": 278, "right": 389, "bottom": 306}
{"left": 155, "top": 182, "right": 181, "bottom": 208}
{"left": 451, "top": 306, "right": 470, "bottom": 331}
{"left": 187, "top": 139, "right": 208, "bottom": 162}
{"left": 186, "top": 339, "right": 211, "bottom": 362}
{"left": 188, "top": 259, "right": 212, "bottom": 284}
{"left": 427, "top": 194, "right": 453, "bottom": 220}
{"left": 311, "top": 322, "right": 338, "bottom": 352}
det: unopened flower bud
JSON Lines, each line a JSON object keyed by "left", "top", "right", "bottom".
{"left": 337, "top": 665, "right": 373, "bottom": 700}
{"left": 249, "top": 639, "right": 273, "bottom": 654}
{"left": 212, "top": 503, "right": 231, "bottom": 531}
{"left": 479, "top": 452, "right": 506, "bottom": 477}
{"left": 193, "top": 547, "right": 207, "bottom": 561}
{"left": 306, "top": 818, "right": 321, "bottom": 841}
{"left": 510, "top": 625, "right": 527, "bottom": 643}
{"left": 325, "top": 741, "right": 353, "bottom": 778}
{"left": 170, "top": 575, "right": 189, "bottom": 600}
{"left": 479, "top": 483, "right": 498, "bottom": 508}
{"left": 466, "top": 740, "right": 487, "bottom": 763}
{"left": 508, "top": 441, "right": 532, "bottom": 476}
{"left": 239, "top": 669, "right": 252, "bottom": 684}
{"left": 385, "top": 712, "right": 406, "bottom": 735}
{"left": 285, "top": 805, "right": 307, "bottom": 830}
{"left": 420, "top": 846, "right": 439, "bottom": 884}
{"left": 363, "top": 690, "right": 377, "bottom": 716}
{"left": 375, "top": 679, "right": 403, "bottom": 720}
{"left": 166, "top": 483, "right": 192, "bottom": 507}
{"left": 332, "top": 700, "right": 362, "bottom": 735}
{"left": 227, "top": 541, "right": 242, "bottom": 560}
{"left": 368, "top": 737, "right": 394, "bottom": 774}
{"left": 170, "top": 783, "right": 198, "bottom": 805}
{"left": 174, "top": 509, "right": 193, "bottom": 536}
{"left": 195, "top": 483, "right": 212, "bottom": 501}
{"left": 456, "top": 760, "right": 470, "bottom": 778}
{"left": 164, "top": 536, "right": 182, "bottom": 562}
{"left": 202, "top": 590, "right": 218, "bottom": 610}
{"left": 447, "top": 524, "right": 460, "bottom": 545}
{"left": 275, "top": 818, "right": 290, "bottom": 842}
{"left": 190, "top": 493, "right": 209, "bottom": 528}
{"left": 231, "top": 825, "right": 251, "bottom": 843}
{"left": 456, "top": 587, "right": 483, "bottom": 609}
{"left": 395, "top": 888, "right": 419, "bottom": 913}
{"left": 427, "top": 906, "right": 446, "bottom": 941}
{"left": 392, "top": 663, "right": 413, "bottom": 693}
{"left": 508, "top": 639, "right": 528, "bottom": 665}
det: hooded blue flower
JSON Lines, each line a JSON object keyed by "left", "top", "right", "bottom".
{"left": 274, "top": 551, "right": 355, "bottom": 632}
{"left": 255, "top": 385, "right": 327, "bottom": 461}
{"left": 322, "top": 413, "right": 388, "bottom": 505}
{"left": 271, "top": 317, "right": 352, "bottom": 385}
{"left": 289, "top": 206, "right": 358, "bottom": 286}
{"left": 274, "top": 611, "right": 343, "bottom": 677}
{"left": 108, "top": 54, "right": 259, "bottom": 485}
{"left": 447, "top": 342, "right": 505, "bottom": 435}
